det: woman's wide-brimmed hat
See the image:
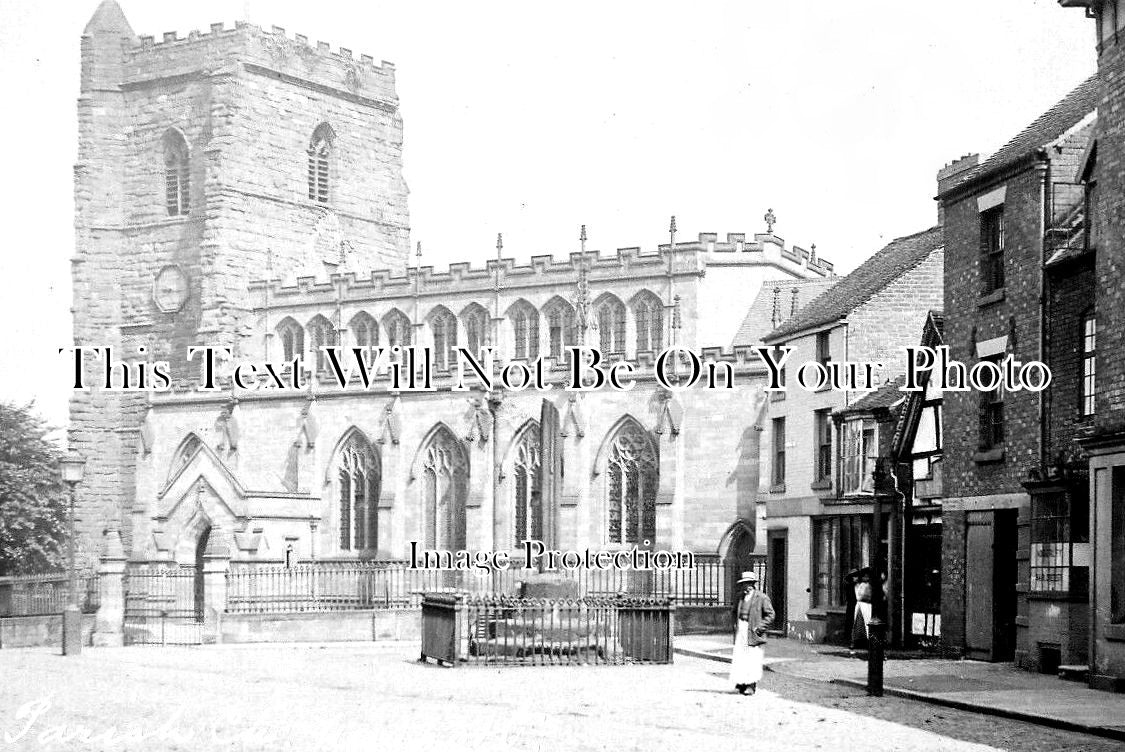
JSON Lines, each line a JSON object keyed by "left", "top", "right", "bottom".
{"left": 736, "top": 570, "right": 759, "bottom": 584}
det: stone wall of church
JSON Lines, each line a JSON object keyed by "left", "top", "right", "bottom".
{"left": 130, "top": 375, "right": 768, "bottom": 565}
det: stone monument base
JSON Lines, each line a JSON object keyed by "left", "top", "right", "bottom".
{"left": 518, "top": 571, "right": 579, "bottom": 599}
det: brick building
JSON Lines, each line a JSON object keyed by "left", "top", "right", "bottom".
{"left": 759, "top": 226, "right": 944, "bottom": 642}
{"left": 1059, "top": 0, "right": 1125, "bottom": 692}
{"left": 936, "top": 78, "right": 1097, "bottom": 670}
{"left": 70, "top": 2, "right": 839, "bottom": 591}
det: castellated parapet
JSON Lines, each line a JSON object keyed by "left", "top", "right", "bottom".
{"left": 126, "top": 22, "right": 398, "bottom": 111}
{"left": 242, "top": 229, "right": 835, "bottom": 365}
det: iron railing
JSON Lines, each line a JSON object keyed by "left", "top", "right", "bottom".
{"left": 123, "top": 564, "right": 202, "bottom": 646}
{"left": 420, "top": 593, "right": 674, "bottom": 666}
{"left": 223, "top": 555, "right": 763, "bottom": 615}
{"left": 225, "top": 562, "right": 518, "bottom": 614}
{"left": 0, "top": 571, "right": 99, "bottom": 617}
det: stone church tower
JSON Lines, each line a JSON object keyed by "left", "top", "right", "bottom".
{"left": 71, "top": 0, "right": 410, "bottom": 553}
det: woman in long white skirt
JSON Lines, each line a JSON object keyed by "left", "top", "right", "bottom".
{"left": 730, "top": 570, "right": 775, "bottom": 696}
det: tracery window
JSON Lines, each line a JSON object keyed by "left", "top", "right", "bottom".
{"left": 276, "top": 317, "right": 304, "bottom": 363}
{"left": 307, "top": 123, "right": 335, "bottom": 204}
{"left": 605, "top": 421, "right": 658, "bottom": 545}
{"left": 512, "top": 426, "right": 542, "bottom": 546}
{"left": 336, "top": 431, "right": 380, "bottom": 552}
{"left": 510, "top": 302, "right": 539, "bottom": 360}
{"left": 163, "top": 129, "right": 190, "bottom": 216}
{"left": 429, "top": 308, "right": 458, "bottom": 371}
{"left": 382, "top": 310, "right": 412, "bottom": 352}
{"left": 307, "top": 314, "right": 338, "bottom": 372}
{"left": 596, "top": 295, "right": 626, "bottom": 355}
{"left": 462, "top": 305, "right": 488, "bottom": 360}
{"left": 421, "top": 428, "right": 469, "bottom": 550}
{"left": 349, "top": 312, "right": 379, "bottom": 360}
{"left": 633, "top": 294, "right": 664, "bottom": 353}
{"left": 543, "top": 300, "right": 576, "bottom": 360}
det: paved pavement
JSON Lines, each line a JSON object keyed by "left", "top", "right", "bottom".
{"left": 677, "top": 633, "right": 1125, "bottom": 741}
{"left": 1, "top": 641, "right": 1104, "bottom": 752}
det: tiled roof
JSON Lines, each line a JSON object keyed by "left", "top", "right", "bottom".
{"left": 842, "top": 375, "right": 908, "bottom": 415}
{"left": 732, "top": 277, "right": 838, "bottom": 346}
{"left": 763, "top": 226, "right": 944, "bottom": 342}
{"left": 939, "top": 75, "right": 1099, "bottom": 197}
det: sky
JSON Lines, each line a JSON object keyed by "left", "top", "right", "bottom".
{"left": 0, "top": 0, "right": 1097, "bottom": 433}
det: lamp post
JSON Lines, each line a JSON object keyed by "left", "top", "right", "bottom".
{"left": 867, "top": 459, "right": 889, "bottom": 696}
{"left": 59, "top": 448, "right": 86, "bottom": 656}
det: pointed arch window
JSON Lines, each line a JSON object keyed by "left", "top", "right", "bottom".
{"left": 307, "top": 123, "right": 335, "bottom": 204}
{"left": 513, "top": 427, "right": 542, "bottom": 546}
{"left": 510, "top": 302, "right": 539, "bottom": 360}
{"left": 543, "top": 301, "right": 576, "bottom": 360}
{"left": 163, "top": 129, "right": 190, "bottom": 216}
{"left": 349, "top": 312, "right": 379, "bottom": 362}
{"left": 462, "top": 305, "right": 488, "bottom": 360}
{"left": 596, "top": 296, "right": 626, "bottom": 355}
{"left": 383, "top": 310, "right": 412, "bottom": 349}
{"left": 336, "top": 432, "right": 380, "bottom": 552}
{"left": 605, "top": 422, "right": 658, "bottom": 545}
{"left": 307, "top": 314, "right": 337, "bottom": 372}
{"left": 277, "top": 317, "right": 304, "bottom": 363}
{"left": 633, "top": 294, "right": 664, "bottom": 353}
{"left": 169, "top": 434, "right": 202, "bottom": 480}
{"left": 421, "top": 428, "right": 469, "bottom": 550}
{"left": 430, "top": 308, "right": 458, "bottom": 371}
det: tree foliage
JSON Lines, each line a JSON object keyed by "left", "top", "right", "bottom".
{"left": 0, "top": 402, "right": 67, "bottom": 575}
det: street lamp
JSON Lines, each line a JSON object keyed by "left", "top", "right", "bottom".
{"left": 59, "top": 448, "right": 86, "bottom": 656}
{"left": 867, "top": 459, "right": 889, "bottom": 696}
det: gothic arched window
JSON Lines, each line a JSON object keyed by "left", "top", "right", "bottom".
{"left": 383, "top": 309, "right": 412, "bottom": 349}
{"left": 335, "top": 431, "right": 380, "bottom": 552}
{"left": 169, "top": 434, "right": 202, "bottom": 480}
{"left": 276, "top": 317, "right": 304, "bottom": 363}
{"left": 595, "top": 294, "right": 626, "bottom": 355}
{"left": 163, "top": 129, "right": 190, "bottom": 216}
{"left": 542, "top": 298, "right": 576, "bottom": 360}
{"left": 605, "top": 420, "right": 658, "bottom": 545}
{"left": 633, "top": 292, "right": 664, "bottom": 354}
{"left": 349, "top": 312, "right": 379, "bottom": 360}
{"left": 512, "top": 425, "right": 542, "bottom": 546}
{"left": 461, "top": 304, "right": 489, "bottom": 360}
{"left": 307, "top": 123, "right": 335, "bottom": 204}
{"left": 429, "top": 307, "right": 458, "bottom": 371}
{"left": 421, "top": 427, "right": 469, "bottom": 550}
{"left": 307, "top": 314, "right": 337, "bottom": 372}
{"left": 509, "top": 300, "right": 539, "bottom": 360}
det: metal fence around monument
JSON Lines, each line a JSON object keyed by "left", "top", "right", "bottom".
{"left": 420, "top": 593, "right": 674, "bottom": 666}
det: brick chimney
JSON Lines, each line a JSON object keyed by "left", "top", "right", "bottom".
{"left": 936, "top": 153, "right": 980, "bottom": 224}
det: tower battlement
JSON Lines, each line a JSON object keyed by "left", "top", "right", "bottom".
{"left": 115, "top": 22, "right": 397, "bottom": 107}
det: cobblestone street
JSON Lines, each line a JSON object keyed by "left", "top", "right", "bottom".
{"left": 1, "top": 644, "right": 1121, "bottom": 752}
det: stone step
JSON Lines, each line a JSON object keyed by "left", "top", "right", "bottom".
{"left": 1058, "top": 664, "right": 1089, "bottom": 683}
